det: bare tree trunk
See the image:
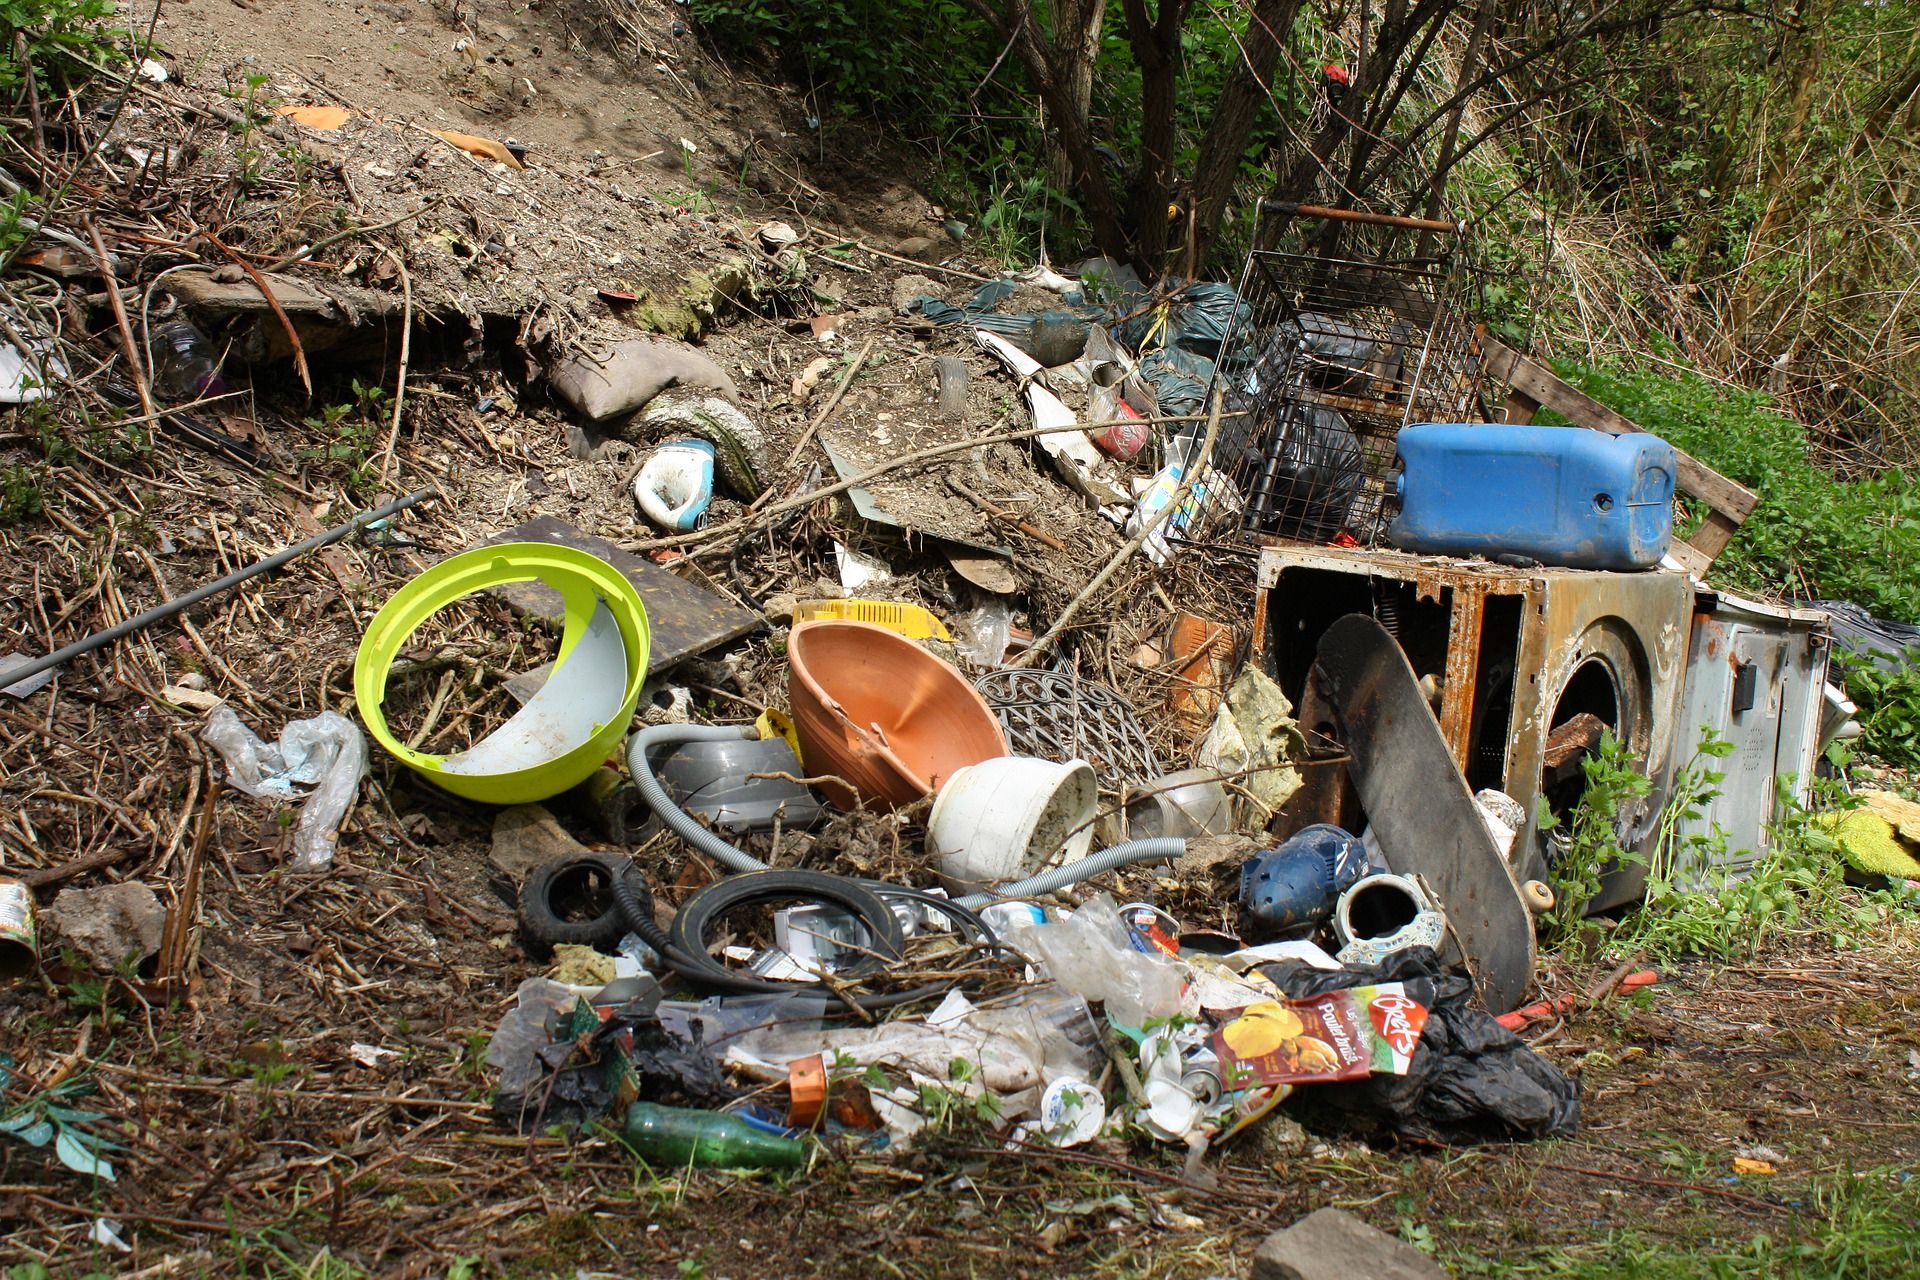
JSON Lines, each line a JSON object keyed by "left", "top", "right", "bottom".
{"left": 1268, "top": 0, "right": 1464, "bottom": 210}
{"left": 1123, "top": 0, "right": 1195, "bottom": 276}
{"left": 1046, "top": 0, "right": 1107, "bottom": 193}
{"left": 1720, "top": 0, "right": 1835, "bottom": 361}
{"left": 964, "top": 0, "right": 1134, "bottom": 263}
{"left": 1187, "top": 0, "right": 1303, "bottom": 274}
{"left": 1420, "top": 2, "right": 1492, "bottom": 228}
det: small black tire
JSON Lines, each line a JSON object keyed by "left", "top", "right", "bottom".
{"left": 519, "top": 853, "right": 635, "bottom": 953}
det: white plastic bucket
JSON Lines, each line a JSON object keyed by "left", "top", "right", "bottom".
{"left": 928, "top": 756, "right": 1098, "bottom": 888}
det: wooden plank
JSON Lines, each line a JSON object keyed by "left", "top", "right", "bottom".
{"left": 483, "top": 516, "right": 760, "bottom": 674}
{"left": 1481, "top": 336, "right": 1758, "bottom": 524}
{"left": 166, "top": 269, "right": 403, "bottom": 321}
{"left": 1689, "top": 509, "right": 1740, "bottom": 558}
{"left": 1667, "top": 538, "right": 1712, "bottom": 578}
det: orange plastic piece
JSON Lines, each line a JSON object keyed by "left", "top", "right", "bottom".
{"left": 432, "top": 129, "right": 525, "bottom": 170}
{"left": 1167, "top": 614, "right": 1236, "bottom": 731}
{"left": 786, "top": 619, "right": 1006, "bottom": 811}
{"left": 277, "top": 105, "right": 350, "bottom": 131}
{"left": 786, "top": 1053, "right": 827, "bottom": 1128}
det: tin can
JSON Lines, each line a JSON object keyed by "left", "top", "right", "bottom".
{"left": 0, "top": 878, "right": 37, "bottom": 978}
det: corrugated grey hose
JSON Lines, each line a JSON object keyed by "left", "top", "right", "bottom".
{"left": 626, "top": 724, "right": 767, "bottom": 874}
{"left": 952, "top": 839, "right": 1183, "bottom": 908}
{"left": 624, "top": 724, "right": 1185, "bottom": 899}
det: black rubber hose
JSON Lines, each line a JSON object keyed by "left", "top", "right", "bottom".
{"left": 668, "top": 871, "right": 904, "bottom": 986}
{"left": 612, "top": 867, "right": 1000, "bottom": 1011}
{"left": 609, "top": 868, "right": 679, "bottom": 961}
{"left": 610, "top": 867, "right": 893, "bottom": 996}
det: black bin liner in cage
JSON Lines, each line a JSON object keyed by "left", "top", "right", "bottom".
{"left": 1283, "top": 312, "right": 1381, "bottom": 394}
{"left": 1233, "top": 399, "right": 1364, "bottom": 543}
{"left": 1197, "top": 217, "right": 1486, "bottom": 549}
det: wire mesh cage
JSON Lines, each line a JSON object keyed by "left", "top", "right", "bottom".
{"left": 1193, "top": 206, "right": 1490, "bottom": 546}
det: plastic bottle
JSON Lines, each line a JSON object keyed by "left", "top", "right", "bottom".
{"left": 619, "top": 1101, "right": 806, "bottom": 1170}
{"left": 632, "top": 438, "right": 717, "bottom": 531}
{"left": 1126, "top": 432, "right": 1206, "bottom": 564}
{"left": 150, "top": 319, "right": 228, "bottom": 400}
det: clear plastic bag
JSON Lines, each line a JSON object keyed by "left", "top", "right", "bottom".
{"left": 202, "top": 706, "right": 368, "bottom": 871}
{"left": 952, "top": 598, "right": 1014, "bottom": 667}
{"left": 1007, "top": 894, "right": 1185, "bottom": 1027}
{"left": 484, "top": 977, "right": 586, "bottom": 1095}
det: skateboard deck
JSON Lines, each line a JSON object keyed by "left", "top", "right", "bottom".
{"left": 1313, "top": 614, "right": 1536, "bottom": 1013}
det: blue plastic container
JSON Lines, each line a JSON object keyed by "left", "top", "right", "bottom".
{"left": 1388, "top": 424, "right": 1676, "bottom": 570}
{"left": 1239, "top": 824, "right": 1369, "bottom": 931}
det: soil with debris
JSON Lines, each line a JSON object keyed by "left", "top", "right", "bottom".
{"left": 3, "top": 5, "right": 1917, "bottom": 1277}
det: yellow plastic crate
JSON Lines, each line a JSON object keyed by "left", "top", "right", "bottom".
{"left": 791, "top": 598, "right": 952, "bottom": 642}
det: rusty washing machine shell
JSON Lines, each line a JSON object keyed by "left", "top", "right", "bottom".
{"left": 1255, "top": 544, "right": 1694, "bottom": 913}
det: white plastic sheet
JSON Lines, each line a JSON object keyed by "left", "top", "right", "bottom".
{"left": 203, "top": 707, "right": 368, "bottom": 871}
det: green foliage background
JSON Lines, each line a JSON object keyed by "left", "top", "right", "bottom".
{"left": 1551, "top": 362, "right": 1920, "bottom": 765}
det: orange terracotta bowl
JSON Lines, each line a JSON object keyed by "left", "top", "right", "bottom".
{"left": 786, "top": 619, "right": 1007, "bottom": 810}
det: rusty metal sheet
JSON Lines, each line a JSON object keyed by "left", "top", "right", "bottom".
{"left": 1436, "top": 587, "right": 1485, "bottom": 772}
{"left": 484, "top": 515, "right": 760, "bottom": 674}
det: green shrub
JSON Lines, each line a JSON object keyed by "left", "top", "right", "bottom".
{"left": 1551, "top": 362, "right": 1920, "bottom": 623}
{"left": 0, "top": 0, "right": 126, "bottom": 100}
{"left": 1840, "top": 660, "right": 1920, "bottom": 770}
{"left": 1540, "top": 731, "right": 1650, "bottom": 949}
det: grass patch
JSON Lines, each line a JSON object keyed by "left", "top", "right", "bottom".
{"left": 1443, "top": 1165, "right": 1920, "bottom": 1278}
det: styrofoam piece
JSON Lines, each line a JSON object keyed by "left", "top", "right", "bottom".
{"left": 973, "top": 330, "right": 1127, "bottom": 505}
{"left": 0, "top": 341, "right": 66, "bottom": 405}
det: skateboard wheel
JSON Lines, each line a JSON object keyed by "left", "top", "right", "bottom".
{"left": 1521, "top": 880, "right": 1555, "bottom": 914}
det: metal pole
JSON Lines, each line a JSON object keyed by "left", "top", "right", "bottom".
{"left": 1, "top": 488, "right": 436, "bottom": 694}
{"left": 1257, "top": 200, "right": 1461, "bottom": 235}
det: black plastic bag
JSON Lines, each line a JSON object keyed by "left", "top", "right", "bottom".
{"left": 1236, "top": 401, "right": 1364, "bottom": 542}
{"left": 1281, "top": 312, "right": 1380, "bottom": 393}
{"left": 1255, "top": 947, "right": 1579, "bottom": 1144}
{"left": 1811, "top": 599, "right": 1920, "bottom": 673}
{"left": 494, "top": 1000, "right": 737, "bottom": 1133}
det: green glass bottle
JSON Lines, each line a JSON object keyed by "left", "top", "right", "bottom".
{"left": 619, "top": 1102, "right": 806, "bottom": 1170}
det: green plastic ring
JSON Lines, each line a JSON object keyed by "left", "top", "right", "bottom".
{"left": 353, "top": 542, "right": 651, "bottom": 804}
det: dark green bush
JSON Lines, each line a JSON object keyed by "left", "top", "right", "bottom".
{"left": 1554, "top": 361, "right": 1920, "bottom": 765}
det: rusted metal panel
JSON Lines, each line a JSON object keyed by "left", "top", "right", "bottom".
{"left": 1436, "top": 587, "right": 1484, "bottom": 772}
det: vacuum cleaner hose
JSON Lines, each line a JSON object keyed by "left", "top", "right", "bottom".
{"left": 627, "top": 723, "right": 766, "bottom": 873}
{"left": 953, "top": 838, "right": 1185, "bottom": 909}
{"left": 626, "top": 724, "right": 1188, "bottom": 910}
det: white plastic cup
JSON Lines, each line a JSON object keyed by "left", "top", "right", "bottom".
{"left": 1036, "top": 1076, "right": 1106, "bottom": 1147}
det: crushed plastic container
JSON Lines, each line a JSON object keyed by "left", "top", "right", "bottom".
{"left": 1387, "top": 423, "right": 1675, "bottom": 570}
